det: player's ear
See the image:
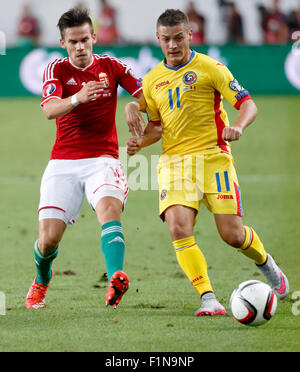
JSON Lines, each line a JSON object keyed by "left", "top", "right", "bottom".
{"left": 92, "top": 33, "right": 97, "bottom": 45}
{"left": 60, "top": 38, "right": 66, "bottom": 49}
{"left": 156, "top": 31, "right": 160, "bottom": 43}
{"left": 188, "top": 28, "right": 193, "bottom": 42}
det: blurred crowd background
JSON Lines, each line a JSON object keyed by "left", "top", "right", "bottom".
{"left": 1, "top": 0, "right": 300, "bottom": 96}
{"left": 3, "top": 0, "right": 300, "bottom": 47}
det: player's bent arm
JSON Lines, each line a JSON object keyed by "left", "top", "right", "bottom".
{"left": 43, "top": 81, "right": 104, "bottom": 120}
{"left": 125, "top": 93, "right": 147, "bottom": 137}
{"left": 43, "top": 97, "right": 76, "bottom": 120}
{"left": 234, "top": 99, "right": 258, "bottom": 131}
{"left": 135, "top": 94, "right": 147, "bottom": 113}
{"left": 222, "top": 99, "right": 258, "bottom": 142}
{"left": 126, "top": 121, "right": 162, "bottom": 156}
{"left": 141, "top": 121, "right": 162, "bottom": 147}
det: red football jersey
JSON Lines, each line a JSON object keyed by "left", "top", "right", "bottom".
{"left": 41, "top": 54, "right": 142, "bottom": 160}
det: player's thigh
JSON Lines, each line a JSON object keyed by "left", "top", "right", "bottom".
{"left": 38, "top": 160, "right": 84, "bottom": 226}
{"left": 158, "top": 159, "right": 201, "bottom": 223}
{"left": 203, "top": 152, "right": 243, "bottom": 217}
{"left": 85, "top": 157, "right": 129, "bottom": 213}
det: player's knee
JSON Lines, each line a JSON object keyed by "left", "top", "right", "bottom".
{"left": 221, "top": 230, "right": 244, "bottom": 248}
{"left": 168, "top": 222, "right": 192, "bottom": 241}
{"left": 96, "top": 197, "right": 122, "bottom": 225}
{"left": 38, "top": 233, "right": 61, "bottom": 255}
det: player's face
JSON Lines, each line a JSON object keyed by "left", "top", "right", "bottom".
{"left": 156, "top": 23, "right": 192, "bottom": 67}
{"left": 60, "top": 23, "right": 96, "bottom": 68}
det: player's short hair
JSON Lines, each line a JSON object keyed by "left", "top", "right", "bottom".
{"left": 157, "top": 9, "right": 190, "bottom": 30}
{"left": 57, "top": 7, "right": 94, "bottom": 38}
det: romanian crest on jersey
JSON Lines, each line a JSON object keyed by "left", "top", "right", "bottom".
{"left": 183, "top": 71, "right": 197, "bottom": 85}
{"left": 160, "top": 189, "right": 167, "bottom": 201}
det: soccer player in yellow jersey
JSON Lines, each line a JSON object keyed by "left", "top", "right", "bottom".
{"left": 126, "top": 9, "right": 289, "bottom": 316}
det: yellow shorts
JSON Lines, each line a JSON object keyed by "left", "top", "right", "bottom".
{"left": 157, "top": 152, "right": 243, "bottom": 220}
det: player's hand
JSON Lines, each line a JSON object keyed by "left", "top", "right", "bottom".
{"left": 222, "top": 126, "right": 243, "bottom": 142}
{"left": 125, "top": 102, "right": 146, "bottom": 137}
{"left": 77, "top": 81, "right": 105, "bottom": 104}
{"left": 126, "top": 137, "right": 143, "bottom": 156}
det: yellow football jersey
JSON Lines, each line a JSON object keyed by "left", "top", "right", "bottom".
{"left": 142, "top": 50, "right": 251, "bottom": 157}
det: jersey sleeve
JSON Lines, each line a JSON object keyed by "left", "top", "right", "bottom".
{"left": 111, "top": 58, "right": 143, "bottom": 97}
{"left": 210, "top": 62, "right": 251, "bottom": 110}
{"left": 143, "top": 75, "right": 161, "bottom": 123}
{"left": 41, "top": 59, "right": 63, "bottom": 107}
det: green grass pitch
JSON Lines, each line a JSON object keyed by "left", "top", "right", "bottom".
{"left": 0, "top": 96, "right": 299, "bottom": 352}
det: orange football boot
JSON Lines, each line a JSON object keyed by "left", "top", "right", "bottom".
{"left": 106, "top": 270, "right": 130, "bottom": 309}
{"left": 25, "top": 270, "right": 53, "bottom": 309}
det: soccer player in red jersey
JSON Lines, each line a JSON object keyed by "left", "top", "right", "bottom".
{"left": 25, "top": 7, "right": 145, "bottom": 310}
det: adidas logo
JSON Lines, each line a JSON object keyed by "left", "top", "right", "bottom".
{"left": 108, "top": 237, "right": 124, "bottom": 244}
{"left": 66, "top": 78, "right": 77, "bottom": 85}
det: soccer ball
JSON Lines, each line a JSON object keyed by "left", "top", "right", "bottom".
{"left": 230, "top": 280, "right": 277, "bottom": 326}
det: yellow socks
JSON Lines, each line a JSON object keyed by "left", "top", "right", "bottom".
{"left": 173, "top": 236, "right": 213, "bottom": 296}
{"left": 172, "top": 228, "right": 267, "bottom": 297}
{"left": 238, "top": 226, "right": 267, "bottom": 265}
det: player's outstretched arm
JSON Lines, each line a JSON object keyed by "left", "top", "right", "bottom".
{"left": 43, "top": 81, "right": 105, "bottom": 120}
{"left": 222, "top": 99, "right": 258, "bottom": 142}
{"left": 126, "top": 121, "right": 162, "bottom": 156}
{"left": 125, "top": 94, "right": 147, "bottom": 137}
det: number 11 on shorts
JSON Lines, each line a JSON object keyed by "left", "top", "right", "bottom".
{"left": 215, "top": 171, "right": 230, "bottom": 192}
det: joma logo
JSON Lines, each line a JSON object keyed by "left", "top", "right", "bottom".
{"left": 217, "top": 194, "right": 233, "bottom": 200}
{"left": 155, "top": 80, "right": 170, "bottom": 89}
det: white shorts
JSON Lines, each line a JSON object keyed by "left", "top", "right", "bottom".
{"left": 38, "top": 157, "right": 129, "bottom": 225}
